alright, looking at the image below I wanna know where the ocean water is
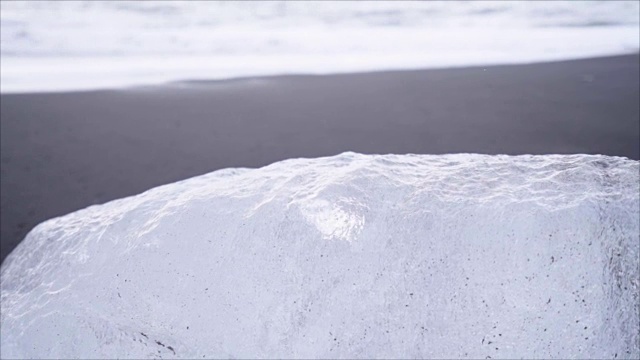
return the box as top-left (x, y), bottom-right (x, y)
top-left (1, 1), bottom-right (639, 92)
top-left (1, 153), bottom-right (638, 358)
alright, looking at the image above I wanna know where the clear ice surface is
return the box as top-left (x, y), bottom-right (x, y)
top-left (1, 153), bottom-right (638, 359)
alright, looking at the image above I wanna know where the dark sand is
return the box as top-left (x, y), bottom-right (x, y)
top-left (1, 54), bottom-right (639, 263)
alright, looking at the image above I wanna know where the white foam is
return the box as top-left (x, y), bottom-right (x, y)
top-left (1, 153), bottom-right (638, 358)
top-left (1, 1), bottom-right (638, 93)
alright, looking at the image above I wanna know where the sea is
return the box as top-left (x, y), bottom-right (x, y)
top-left (1, 1), bottom-right (638, 92)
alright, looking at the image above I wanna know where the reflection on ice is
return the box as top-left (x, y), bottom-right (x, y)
top-left (299, 198), bottom-right (366, 242)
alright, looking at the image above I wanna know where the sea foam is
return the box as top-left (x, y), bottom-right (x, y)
top-left (1, 1), bottom-right (638, 93)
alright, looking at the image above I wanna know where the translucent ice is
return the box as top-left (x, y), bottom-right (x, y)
top-left (1, 153), bottom-right (638, 359)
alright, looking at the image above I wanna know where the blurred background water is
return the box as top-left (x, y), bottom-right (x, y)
top-left (1, 0), bottom-right (639, 92)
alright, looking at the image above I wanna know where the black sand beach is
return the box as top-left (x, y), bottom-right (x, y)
top-left (1, 54), bottom-right (639, 264)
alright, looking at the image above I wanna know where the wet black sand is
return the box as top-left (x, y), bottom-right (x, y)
top-left (1, 54), bottom-right (638, 264)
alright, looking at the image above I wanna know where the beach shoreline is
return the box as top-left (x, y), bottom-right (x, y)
top-left (1, 54), bottom-right (639, 264)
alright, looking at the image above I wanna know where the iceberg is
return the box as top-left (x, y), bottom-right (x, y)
top-left (1, 153), bottom-right (638, 359)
